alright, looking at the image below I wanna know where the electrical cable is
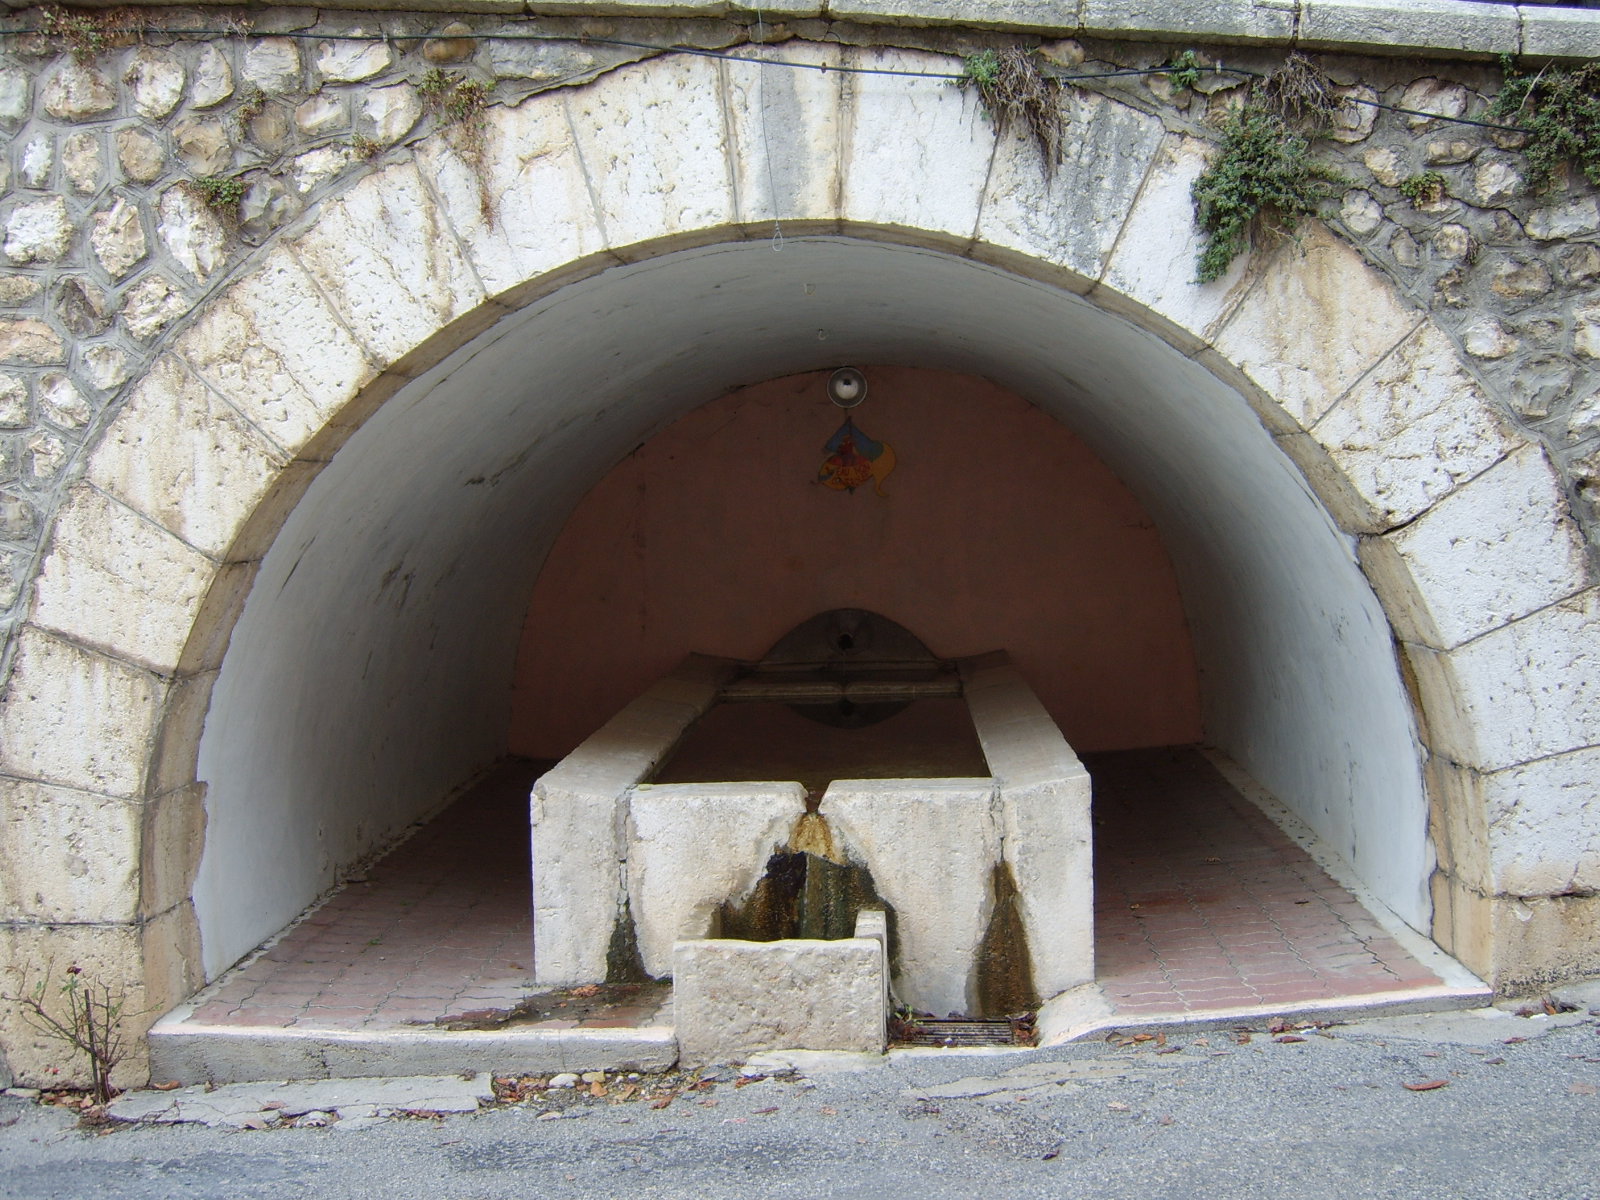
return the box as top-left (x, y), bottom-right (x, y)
top-left (4, 20), bottom-right (1546, 134)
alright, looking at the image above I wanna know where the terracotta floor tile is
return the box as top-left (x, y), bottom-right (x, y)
top-left (1090, 749), bottom-right (1443, 1024)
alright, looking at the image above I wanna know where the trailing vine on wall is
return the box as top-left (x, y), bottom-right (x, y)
top-left (1187, 57), bottom-right (1348, 283)
top-left (1491, 55), bottom-right (1600, 190)
top-left (1190, 105), bottom-right (1347, 282)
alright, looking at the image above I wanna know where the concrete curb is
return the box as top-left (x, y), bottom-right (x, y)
top-left (148, 1015), bottom-right (678, 1086)
top-left (1039, 978), bottom-right (1495, 1043)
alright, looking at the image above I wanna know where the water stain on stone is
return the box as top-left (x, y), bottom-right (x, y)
top-left (606, 898), bottom-right (654, 985)
top-left (716, 837), bottom-right (897, 954)
top-left (975, 860), bottom-right (1038, 1017)
top-left (789, 810), bottom-right (842, 863)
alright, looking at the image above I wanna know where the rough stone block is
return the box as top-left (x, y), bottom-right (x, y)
top-left (1214, 224), bottom-right (1419, 430)
top-left (359, 83), bottom-right (420, 144)
top-left (125, 48), bottom-right (185, 120)
top-left (177, 248), bottom-right (378, 457)
top-left (1081, 0), bottom-right (1296, 42)
top-left (563, 54), bottom-right (736, 255)
top-left (1311, 322), bottom-right (1522, 526)
top-left (962, 658), bottom-right (1079, 787)
top-left (40, 62), bottom-right (116, 119)
top-left (1100, 138), bottom-right (1260, 352)
top-left (1525, 198), bottom-right (1600, 242)
top-left (315, 36), bottom-right (392, 83)
top-left (961, 657), bottom-right (1092, 997)
top-left (86, 356), bottom-right (288, 561)
top-left (1491, 892), bottom-right (1600, 993)
top-left (0, 626), bottom-right (164, 799)
top-left (1441, 588), bottom-right (1600, 773)
top-left (626, 782), bottom-right (805, 978)
top-left (5, 196), bottom-right (72, 265)
top-left (1484, 748), bottom-right (1600, 897)
top-left (133, 785), bottom-right (205, 927)
top-left (0, 779), bottom-right (140, 923)
top-left (289, 162), bottom-right (485, 368)
top-left (32, 485), bottom-right (214, 674)
top-left (158, 186), bottom-right (228, 282)
top-left (721, 41), bottom-right (843, 228)
top-left (1002, 777), bottom-right (1092, 997)
top-left (673, 934), bottom-right (886, 1066)
top-left (414, 95), bottom-right (608, 299)
top-left (0, 67), bottom-right (27, 126)
top-left (827, 0), bottom-right (1069, 29)
top-left (0, 319), bottom-right (64, 365)
top-left (191, 44), bottom-right (234, 109)
top-left (838, 47), bottom-right (993, 242)
top-left (533, 659), bottom-right (731, 985)
top-left (138, 902), bottom-right (204, 1025)
top-left (532, 777), bottom-right (626, 989)
top-left (1522, 6), bottom-right (1600, 62)
top-left (1384, 445), bottom-right (1588, 649)
top-left (977, 91), bottom-right (1164, 283)
top-left (242, 38), bottom-right (302, 94)
top-left (822, 779), bottom-right (998, 1017)
top-left (148, 1021), bottom-right (676, 1087)
top-left (122, 274), bottom-right (189, 341)
top-left (90, 196), bottom-right (148, 280)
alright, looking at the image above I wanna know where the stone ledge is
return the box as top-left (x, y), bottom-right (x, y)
top-left (1298, 0), bottom-right (1521, 57)
top-left (5, 1), bottom-right (1593, 60)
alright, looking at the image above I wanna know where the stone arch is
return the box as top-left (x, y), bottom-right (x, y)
top-left (3, 44), bottom-right (1595, 1077)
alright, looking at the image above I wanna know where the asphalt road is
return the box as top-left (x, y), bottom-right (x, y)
top-left (3, 1006), bottom-right (1598, 1200)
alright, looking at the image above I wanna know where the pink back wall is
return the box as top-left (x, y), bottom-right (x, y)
top-left (508, 367), bottom-right (1202, 757)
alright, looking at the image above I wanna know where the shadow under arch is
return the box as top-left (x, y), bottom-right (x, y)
top-left (144, 223), bottom-right (1471, 1001)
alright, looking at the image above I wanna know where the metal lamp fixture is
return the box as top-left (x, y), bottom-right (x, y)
top-left (827, 367), bottom-right (868, 409)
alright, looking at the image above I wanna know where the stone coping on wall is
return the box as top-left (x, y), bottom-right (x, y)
top-left (2, 0), bottom-right (1595, 62)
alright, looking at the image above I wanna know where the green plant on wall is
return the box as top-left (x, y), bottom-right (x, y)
top-left (1191, 104), bottom-right (1346, 283)
top-left (420, 68), bottom-right (495, 222)
top-left (233, 84), bottom-right (267, 137)
top-left (37, 5), bottom-right (139, 63)
top-left (418, 68), bottom-right (495, 223)
top-left (1399, 171), bottom-right (1446, 207)
top-left (1164, 49), bottom-right (1203, 92)
top-left (194, 175), bottom-right (246, 209)
top-left (1491, 55), bottom-right (1600, 190)
top-left (420, 68), bottom-right (490, 151)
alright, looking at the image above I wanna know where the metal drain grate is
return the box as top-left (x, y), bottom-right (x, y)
top-left (894, 1018), bottom-right (1030, 1047)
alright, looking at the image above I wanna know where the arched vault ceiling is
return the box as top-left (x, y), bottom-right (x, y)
top-left (195, 237), bottom-right (1427, 976)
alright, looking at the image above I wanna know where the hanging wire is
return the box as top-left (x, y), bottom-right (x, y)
top-left (753, 8), bottom-right (784, 251)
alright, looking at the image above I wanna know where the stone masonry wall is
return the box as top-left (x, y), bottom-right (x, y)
top-left (0, 9), bottom-right (1596, 698)
top-left (0, 9), bottom-right (1598, 1009)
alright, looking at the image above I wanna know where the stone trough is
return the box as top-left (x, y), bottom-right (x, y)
top-left (531, 613), bottom-right (1093, 1060)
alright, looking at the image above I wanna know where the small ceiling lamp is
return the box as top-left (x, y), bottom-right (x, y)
top-left (827, 367), bottom-right (868, 409)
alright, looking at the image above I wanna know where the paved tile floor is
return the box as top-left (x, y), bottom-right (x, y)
top-left (179, 748), bottom-right (1442, 1035)
top-left (1089, 748), bottom-right (1442, 1015)
top-left (184, 760), bottom-right (667, 1034)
